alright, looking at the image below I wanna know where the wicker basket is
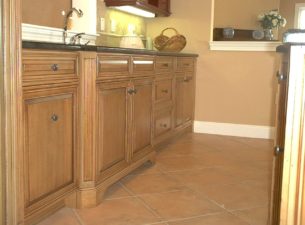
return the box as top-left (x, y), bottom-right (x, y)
top-left (153, 28), bottom-right (187, 52)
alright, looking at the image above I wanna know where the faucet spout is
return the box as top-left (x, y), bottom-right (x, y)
top-left (63, 8), bottom-right (84, 44)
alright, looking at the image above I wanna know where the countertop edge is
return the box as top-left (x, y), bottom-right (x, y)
top-left (22, 41), bottom-right (199, 57)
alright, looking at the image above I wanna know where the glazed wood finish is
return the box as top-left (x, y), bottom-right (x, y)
top-left (20, 49), bottom-right (196, 224)
top-left (2, 0), bottom-right (23, 223)
top-left (96, 81), bottom-right (130, 181)
top-left (22, 50), bottom-right (79, 225)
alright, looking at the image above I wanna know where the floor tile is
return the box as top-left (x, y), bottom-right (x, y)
top-left (168, 167), bottom-right (240, 187)
top-left (130, 161), bottom-right (164, 176)
top-left (156, 156), bottom-right (211, 172)
top-left (35, 133), bottom-right (273, 225)
top-left (139, 190), bottom-right (223, 220)
top-left (194, 182), bottom-right (269, 211)
top-left (104, 182), bottom-right (132, 200)
top-left (37, 208), bottom-right (80, 225)
top-left (121, 173), bottom-right (185, 195)
top-left (168, 212), bottom-right (249, 225)
top-left (233, 206), bottom-right (270, 225)
top-left (76, 197), bottom-right (160, 225)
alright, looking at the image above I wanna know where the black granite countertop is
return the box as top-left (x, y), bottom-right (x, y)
top-left (22, 41), bottom-right (199, 57)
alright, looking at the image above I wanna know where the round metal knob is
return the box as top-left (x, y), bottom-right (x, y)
top-left (51, 64), bottom-right (59, 71)
top-left (51, 114), bottom-right (59, 122)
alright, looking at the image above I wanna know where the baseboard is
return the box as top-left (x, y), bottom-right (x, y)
top-left (193, 121), bottom-right (275, 139)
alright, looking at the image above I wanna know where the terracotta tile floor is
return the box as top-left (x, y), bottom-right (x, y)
top-left (37, 133), bottom-right (273, 225)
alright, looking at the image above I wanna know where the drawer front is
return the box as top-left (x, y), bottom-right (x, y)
top-left (156, 56), bottom-right (174, 73)
top-left (23, 51), bottom-right (78, 79)
top-left (132, 56), bottom-right (155, 74)
top-left (98, 55), bottom-right (130, 77)
top-left (154, 109), bottom-right (172, 137)
top-left (177, 57), bottom-right (195, 72)
top-left (155, 78), bottom-right (173, 103)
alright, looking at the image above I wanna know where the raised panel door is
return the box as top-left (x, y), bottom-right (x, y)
top-left (96, 81), bottom-right (130, 180)
top-left (132, 79), bottom-right (153, 160)
top-left (23, 87), bottom-right (77, 209)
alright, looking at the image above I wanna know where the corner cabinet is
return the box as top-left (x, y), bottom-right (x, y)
top-left (21, 49), bottom-right (196, 224)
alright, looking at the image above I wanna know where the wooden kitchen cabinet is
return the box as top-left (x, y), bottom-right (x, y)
top-left (104, 0), bottom-right (171, 17)
top-left (20, 48), bottom-right (196, 224)
top-left (22, 50), bottom-right (79, 224)
top-left (175, 75), bottom-right (194, 128)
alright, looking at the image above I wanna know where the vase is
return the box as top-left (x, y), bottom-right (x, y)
top-left (264, 29), bottom-right (274, 41)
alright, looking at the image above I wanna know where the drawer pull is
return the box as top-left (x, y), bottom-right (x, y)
top-left (162, 63), bottom-right (169, 67)
top-left (161, 89), bottom-right (169, 94)
top-left (183, 63), bottom-right (190, 66)
top-left (100, 60), bottom-right (128, 65)
top-left (160, 123), bottom-right (168, 128)
top-left (51, 64), bottom-right (59, 71)
top-left (133, 60), bottom-right (154, 65)
top-left (51, 114), bottom-right (59, 122)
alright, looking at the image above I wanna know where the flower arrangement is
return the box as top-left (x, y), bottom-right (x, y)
top-left (258, 10), bottom-right (287, 29)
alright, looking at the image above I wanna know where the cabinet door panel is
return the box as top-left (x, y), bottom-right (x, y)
top-left (24, 89), bottom-right (76, 207)
top-left (97, 82), bottom-right (129, 178)
top-left (175, 75), bottom-right (194, 128)
top-left (133, 79), bottom-right (153, 156)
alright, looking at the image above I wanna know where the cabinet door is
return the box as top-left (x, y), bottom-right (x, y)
top-left (23, 87), bottom-right (77, 209)
top-left (132, 79), bottom-right (153, 160)
top-left (175, 75), bottom-right (194, 128)
top-left (96, 81), bottom-right (130, 180)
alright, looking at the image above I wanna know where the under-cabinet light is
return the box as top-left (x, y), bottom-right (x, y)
top-left (114, 6), bottom-right (155, 18)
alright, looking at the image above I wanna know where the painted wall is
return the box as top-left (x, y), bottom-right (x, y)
top-left (280, 0), bottom-right (305, 30)
top-left (146, 0), bottom-right (278, 126)
top-left (214, 0), bottom-right (280, 29)
top-left (22, 0), bottom-right (71, 28)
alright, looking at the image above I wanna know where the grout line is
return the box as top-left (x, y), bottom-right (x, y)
top-left (119, 182), bottom-right (166, 220)
top-left (71, 208), bottom-right (86, 225)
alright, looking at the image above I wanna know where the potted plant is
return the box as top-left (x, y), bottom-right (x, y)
top-left (258, 10), bottom-right (287, 40)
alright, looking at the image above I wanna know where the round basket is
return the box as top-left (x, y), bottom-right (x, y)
top-left (153, 28), bottom-right (187, 52)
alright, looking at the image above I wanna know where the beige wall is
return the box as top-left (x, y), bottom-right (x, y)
top-left (214, 0), bottom-right (280, 29)
top-left (22, 0), bottom-right (71, 28)
top-left (280, 0), bottom-right (305, 30)
top-left (146, 0), bottom-right (278, 126)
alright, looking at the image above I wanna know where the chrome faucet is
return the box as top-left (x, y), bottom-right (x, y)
top-left (70, 32), bottom-right (85, 45)
top-left (63, 8), bottom-right (84, 44)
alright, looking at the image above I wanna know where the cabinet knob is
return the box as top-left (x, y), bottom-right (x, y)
top-left (51, 114), bottom-right (59, 122)
top-left (160, 123), bottom-right (168, 128)
top-left (51, 64), bottom-right (59, 71)
top-left (161, 89), bottom-right (169, 94)
top-left (127, 89), bottom-right (134, 95)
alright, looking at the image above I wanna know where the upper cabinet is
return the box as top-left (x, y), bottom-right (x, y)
top-left (104, 0), bottom-right (171, 17)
